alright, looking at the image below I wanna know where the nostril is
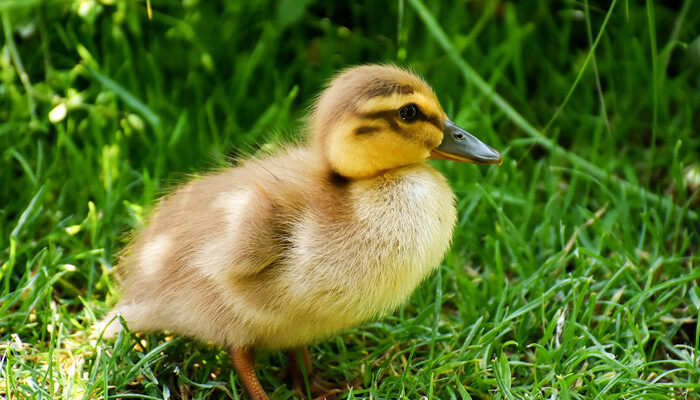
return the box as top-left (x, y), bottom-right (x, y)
top-left (453, 132), bottom-right (465, 140)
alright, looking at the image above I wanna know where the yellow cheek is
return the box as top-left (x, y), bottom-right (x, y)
top-left (326, 119), bottom-right (430, 178)
top-left (418, 125), bottom-right (444, 149)
top-left (359, 132), bottom-right (428, 163)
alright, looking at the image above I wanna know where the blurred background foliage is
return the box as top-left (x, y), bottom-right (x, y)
top-left (1, 0), bottom-right (699, 234)
top-left (1, 0), bottom-right (699, 399)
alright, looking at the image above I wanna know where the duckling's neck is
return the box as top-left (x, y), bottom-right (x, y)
top-left (313, 137), bottom-right (425, 181)
top-left (316, 149), bottom-right (429, 186)
top-left (327, 162), bottom-right (431, 184)
top-left (328, 170), bottom-right (350, 186)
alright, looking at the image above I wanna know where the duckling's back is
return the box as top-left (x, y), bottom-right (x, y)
top-left (100, 147), bottom-right (456, 349)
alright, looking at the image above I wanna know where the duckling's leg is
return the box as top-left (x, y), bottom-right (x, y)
top-left (229, 347), bottom-right (269, 400)
top-left (287, 347), bottom-right (335, 397)
top-left (287, 346), bottom-right (314, 381)
top-left (287, 347), bottom-right (360, 400)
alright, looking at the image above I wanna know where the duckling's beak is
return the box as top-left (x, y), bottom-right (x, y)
top-left (430, 120), bottom-right (502, 165)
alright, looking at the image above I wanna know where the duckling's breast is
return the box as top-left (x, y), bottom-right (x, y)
top-left (346, 164), bottom-right (457, 311)
top-left (276, 163), bottom-right (456, 342)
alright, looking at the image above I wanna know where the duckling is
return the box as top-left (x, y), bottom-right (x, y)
top-left (99, 64), bottom-right (501, 399)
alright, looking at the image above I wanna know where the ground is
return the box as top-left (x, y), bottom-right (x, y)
top-left (1, 0), bottom-right (699, 399)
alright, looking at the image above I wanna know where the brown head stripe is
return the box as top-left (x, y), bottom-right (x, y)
top-left (364, 81), bottom-right (415, 98)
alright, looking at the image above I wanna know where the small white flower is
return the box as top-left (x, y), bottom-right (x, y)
top-left (684, 164), bottom-right (700, 191)
top-left (77, 0), bottom-right (96, 18)
top-left (555, 306), bottom-right (567, 348)
top-left (49, 103), bottom-right (67, 123)
top-left (61, 264), bottom-right (77, 272)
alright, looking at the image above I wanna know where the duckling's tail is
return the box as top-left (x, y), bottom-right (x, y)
top-left (91, 302), bottom-right (135, 339)
top-left (92, 310), bottom-right (125, 339)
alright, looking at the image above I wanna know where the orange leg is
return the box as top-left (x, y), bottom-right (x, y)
top-left (229, 347), bottom-right (269, 400)
top-left (285, 348), bottom-right (306, 395)
top-left (286, 346), bottom-right (357, 400)
top-left (299, 346), bottom-right (314, 375)
top-left (286, 347), bottom-right (314, 380)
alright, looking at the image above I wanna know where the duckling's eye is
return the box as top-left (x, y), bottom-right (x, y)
top-left (399, 104), bottom-right (420, 122)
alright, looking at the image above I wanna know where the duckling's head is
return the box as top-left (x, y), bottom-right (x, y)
top-left (311, 64), bottom-right (502, 179)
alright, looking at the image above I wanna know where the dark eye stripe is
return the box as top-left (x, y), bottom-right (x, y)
top-left (355, 110), bottom-right (400, 132)
top-left (354, 125), bottom-right (382, 135)
top-left (357, 109), bottom-right (445, 132)
top-left (422, 114), bottom-right (444, 130)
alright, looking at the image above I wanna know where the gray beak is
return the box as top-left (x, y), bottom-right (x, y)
top-left (430, 120), bottom-right (502, 165)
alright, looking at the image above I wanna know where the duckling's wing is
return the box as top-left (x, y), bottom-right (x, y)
top-left (186, 175), bottom-right (290, 279)
top-left (101, 169), bottom-right (289, 338)
top-left (124, 171), bottom-right (286, 284)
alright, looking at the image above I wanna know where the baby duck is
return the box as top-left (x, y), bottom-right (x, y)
top-left (100, 65), bottom-right (501, 399)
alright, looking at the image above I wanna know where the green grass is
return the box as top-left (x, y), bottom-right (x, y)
top-left (1, 0), bottom-right (699, 399)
